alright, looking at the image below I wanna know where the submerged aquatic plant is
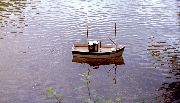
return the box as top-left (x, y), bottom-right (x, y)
top-left (45, 87), bottom-right (63, 103)
top-left (77, 69), bottom-right (122, 103)
top-left (44, 69), bottom-right (148, 103)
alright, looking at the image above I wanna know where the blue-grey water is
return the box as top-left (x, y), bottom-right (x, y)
top-left (0, 0), bottom-right (179, 103)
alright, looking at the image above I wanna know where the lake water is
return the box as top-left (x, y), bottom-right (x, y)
top-left (0, 0), bottom-right (179, 103)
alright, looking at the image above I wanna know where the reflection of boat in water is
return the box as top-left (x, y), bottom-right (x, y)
top-left (73, 56), bottom-right (124, 84)
top-left (72, 23), bottom-right (125, 59)
top-left (72, 56), bottom-right (124, 66)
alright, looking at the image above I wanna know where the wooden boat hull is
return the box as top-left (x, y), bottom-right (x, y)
top-left (72, 47), bottom-right (124, 58)
top-left (72, 48), bottom-right (124, 58)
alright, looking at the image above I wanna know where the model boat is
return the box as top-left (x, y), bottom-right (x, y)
top-left (72, 23), bottom-right (125, 58)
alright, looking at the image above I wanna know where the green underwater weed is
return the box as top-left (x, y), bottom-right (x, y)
top-left (44, 70), bottom-right (149, 103)
top-left (45, 87), bottom-right (63, 103)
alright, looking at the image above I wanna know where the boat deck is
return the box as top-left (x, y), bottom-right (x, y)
top-left (73, 46), bottom-right (116, 53)
top-left (73, 44), bottom-right (116, 53)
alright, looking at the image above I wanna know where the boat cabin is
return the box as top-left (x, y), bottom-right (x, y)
top-left (88, 41), bottom-right (101, 52)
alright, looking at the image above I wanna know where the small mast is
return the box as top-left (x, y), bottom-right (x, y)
top-left (115, 23), bottom-right (116, 37)
top-left (87, 25), bottom-right (88, 38)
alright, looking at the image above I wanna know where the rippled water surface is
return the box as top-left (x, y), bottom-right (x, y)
top-left (0, 0), bottom-right (180, 103)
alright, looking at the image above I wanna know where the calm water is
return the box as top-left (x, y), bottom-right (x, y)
top-left (0, 0), bottom-right (180, 103)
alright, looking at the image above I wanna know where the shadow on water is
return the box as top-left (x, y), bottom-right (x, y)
top-left (0, 0), bottom-right (26, 11)
top-left (148, 37), bottom-right (180, 103)
top-left (0, 0), bottom-right (27, 38)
